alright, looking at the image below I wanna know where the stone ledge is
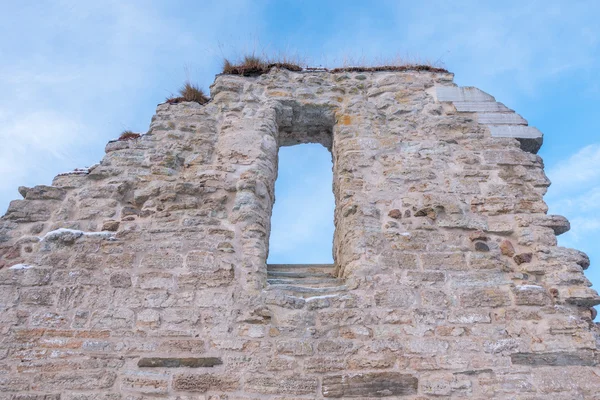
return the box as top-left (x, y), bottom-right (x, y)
top-left (436, 86), bottom-right (495, 102)
top-left (477, 113), bottom-right (528, 125)
top-left (489, 125), bottom-right (543, 153)
top-left (453, 101), bottom-right (512, 112)
top-left (436, 85), bottom-right (543, 153)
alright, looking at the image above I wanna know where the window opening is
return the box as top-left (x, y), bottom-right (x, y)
top-left (267, 143), bottom-right (334, 264)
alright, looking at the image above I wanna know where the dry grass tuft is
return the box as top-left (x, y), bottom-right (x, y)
top-left (118, 130), bottom-right (141, 141)
top-left (329, 64), bottom-right (448, 73)
top-left (166, 81), bottom-right (209, 105)
top-left (221, 53), bottom-right (449, 76)
top-left (222, 54), bottom-right (302, 76)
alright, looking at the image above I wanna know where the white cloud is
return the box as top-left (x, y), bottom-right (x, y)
top-left (547, 144), bottom-right (600, 193)
top-left (546, 144), bottom-right (600, 254)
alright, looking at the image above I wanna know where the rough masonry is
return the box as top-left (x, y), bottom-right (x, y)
top-left (0, 68), bottom-right (599, 399)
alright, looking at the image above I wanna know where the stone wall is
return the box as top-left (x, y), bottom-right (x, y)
top-left (0, 68), bottom-right (599, 399)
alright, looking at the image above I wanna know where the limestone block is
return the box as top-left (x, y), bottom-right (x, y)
top-left (4, 200), bottom-right (55, 222)
top-left (563, 287), bottom-right (600, 307)
top-left (477, 112), bottom-right (527, 125)
top-left (245, 375), bottom-right (318, 395)
top-left (19, 185), bottom-right (66, 201)
top-left (535, 214), bottom-right (571, 235)
top-left (511, 351), bottom-right (600, 366)
top-left (488, 125), bottom-right (543, 153)
top-left (137, 357), bottom-right (222, 368)
top-left (20, 287), bottom-right (56, 306)
top-left (121, 370), bottom-right (169, 394)
top-left (32, 371), bottom-right (117, 391)
top-left (460, 288), bottom-right (511, 308)
top-left (513, 285), bottom-right (552, 306)
top-left (453, 101), bottom-right (512, 112)
top-left (172, 373), bottom-right (240, 392)
top-left (436, 86), bottom-right (495, 102)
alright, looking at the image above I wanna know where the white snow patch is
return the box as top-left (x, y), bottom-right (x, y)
top-left (305, 294), bottom-right (340, 302)
top-left (42, 228), bottom-right (115, 241)
top-left (516, 285), bottom-right (543, 290)
top-left (8, 263), bottom-right (34, 270)
top-left (57, 163), bottom-right (99, 176)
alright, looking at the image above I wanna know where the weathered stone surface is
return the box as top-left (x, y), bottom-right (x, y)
top-left (322, 372), bottom-right (418, 397)
top-left (19, 185), bottom-right (66, 201)
top-left (436, 86), bottom-right (495, 102)
top-left (488, 125), bottom-right (544, 153)
top-left (453, 101), bottom-right (512, 112)
top-left (477, 112), bottom-right (527, 125)
top-left (245, 375), bottom-right (318, 395)
top-left (0, 69), bottom-right (597, 399)
top-left (500, 239), bottom-right (515, 257)
top-left (172, 373), bottom-right (239, 392)
top-left (511, 351), bottom-right (600, 367)
top-left (121, 370), bottom-right (169, 394)
top-left (138, 357), bottom-right (222, 368)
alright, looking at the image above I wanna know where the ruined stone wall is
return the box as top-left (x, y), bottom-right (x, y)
top-left (1, 68), bottom-right (599, 399)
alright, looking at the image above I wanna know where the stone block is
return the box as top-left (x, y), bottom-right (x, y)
top-left (374, 288), bottom-right (416, 307)
top-left (453, 101), bottom-right (512, 112)
top-left (140, 253), bottom-right (183, 269)
top-left (137, 272), bottom-right (174, 290)
top-left (6, 267), bottom-right (52, 286)
top-left (421, 252), bottom-right (467, 271)
top-left (436, 86), bottom-right (495, 102)
top-left (513, 285), bottom-right (551, 306)
top-left (304, 356), bottom-right (346, 372)
top-left (109, 272), bottom-right (132, 288)
top-left (172, 373), bottom-right (239, 392)
top-left (20, 287), bottom-right (56, 306)
top-left (511, 351), bottom-right (600, 366)
top-left (20, 185), bottom-right (66, 201)
top-left (460, 288), bottom-right (511, 308)
top-left (275, 340), bottom-right (314, 356)
top-left (158, 339), bottom-right (205, 353)
top-left (564, 287), bottom-right (600, 307)
top-left (535, 214), bottom-right (570, 235)
top-left (322, 372), bottom-right (418, 397)
top-left (32, 371), bottom-right (117, 390)
top-left (121, 370), bottom-right (169, 394)
top-left (245, 375), bottom-right (318, 395)
top-left (138, 357), bottom-right (222, 368)
top-left (0, 375), bottom-right (30, 392)
top-left (4, 200), bottom-right (54, 222)
top-left (477, 112), bottom-right (527, 125)
top-left (488, 125), bottom-right (543, 153)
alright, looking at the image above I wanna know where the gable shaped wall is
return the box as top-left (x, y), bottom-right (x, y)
top-left (0, 68), bottom-right (598, 398)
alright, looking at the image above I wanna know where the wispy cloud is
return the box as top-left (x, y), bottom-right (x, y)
top-left (546, 144), bottom-right (600, 249)
top-left (0, 0), bottom-right (265, 212)
top-left (547, 144), bottom-right (600, 193)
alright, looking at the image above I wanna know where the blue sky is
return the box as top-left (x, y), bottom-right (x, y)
top-left (1, 1), bottom-right (599, 302)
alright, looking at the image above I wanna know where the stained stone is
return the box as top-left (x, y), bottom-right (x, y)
top-left (138, 357), bottom-right (223, 368)
top-left (322, 372), bottom-right (418, 397)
